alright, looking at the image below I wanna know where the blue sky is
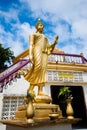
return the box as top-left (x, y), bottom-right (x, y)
top-left (0, 0), bottom-right (87, 58)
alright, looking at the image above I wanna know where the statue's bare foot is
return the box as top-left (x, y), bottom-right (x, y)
top-left (38, 92), bottom-right (48, 96)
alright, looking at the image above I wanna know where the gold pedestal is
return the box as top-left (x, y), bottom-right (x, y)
top-left (33, 103), bottom-right (61, 121)
top-left (14, 95), bottom-right (62, 122)
top-left (14, 103), bottom-right (62, 122)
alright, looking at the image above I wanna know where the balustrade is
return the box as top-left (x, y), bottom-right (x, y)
top-left (48, 53), bottom-right (87, 64)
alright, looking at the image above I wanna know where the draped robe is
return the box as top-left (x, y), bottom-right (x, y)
top-left (25, 33), bottom-right (55, 85)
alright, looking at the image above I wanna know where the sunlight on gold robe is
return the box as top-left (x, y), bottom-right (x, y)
top-left (25, 33), bottom-right (55, 85)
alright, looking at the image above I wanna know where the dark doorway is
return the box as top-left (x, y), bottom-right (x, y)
top-left (50, 85), bottom-right (87, 128)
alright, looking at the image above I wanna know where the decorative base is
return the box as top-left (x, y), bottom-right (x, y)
top-left (0, 118), bottom-right (81, 130)
top-left (14, 103), bottom-right (62, 122)
top-left (0, 119), bottom-right (81, 130)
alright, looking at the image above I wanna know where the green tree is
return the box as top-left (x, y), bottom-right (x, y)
top-left (0, 44), bottom-right (15, 72)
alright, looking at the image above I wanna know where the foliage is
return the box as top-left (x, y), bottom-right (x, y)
top-left (0, 43), bottom-right (15, 72)
top-left (58, 86), bottom-right (72, 100)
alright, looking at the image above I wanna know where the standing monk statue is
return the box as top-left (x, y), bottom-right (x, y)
top-left (25, 19), bottom-right (58, 96)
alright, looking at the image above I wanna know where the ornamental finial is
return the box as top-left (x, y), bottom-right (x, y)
top-left (35, 18), bottom-right (44, 29)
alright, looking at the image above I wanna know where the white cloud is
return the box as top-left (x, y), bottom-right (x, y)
top-left (0, 0), bottom-right (87, 58)
top-left (72, 19), bottom-right (87, 39)
top-left (54, 24), bottom-right (71, 42)
top-left (0, 23), bottom-right (35, 56)
top-left (0, 8), bottom-right (19, 23)
top-left (15, 22), bottom-right (35, 44)
top-left (0, 5), bottom-right (36, 56)
top-left (0, 24), bottom-right (24, 56)
top-left (19, 0), bottom-right (87, 58)
top-left (19, 0), bottom-right (87, 21)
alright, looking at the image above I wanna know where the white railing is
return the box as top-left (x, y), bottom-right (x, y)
top-left (48, 54), bottom-right (83, 64)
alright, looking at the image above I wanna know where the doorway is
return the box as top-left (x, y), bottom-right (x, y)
top-left (50, 85), bottom-right (87, 128)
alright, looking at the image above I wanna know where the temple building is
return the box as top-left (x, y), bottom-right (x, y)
top-left (0, 47), bottom-right (87, 129)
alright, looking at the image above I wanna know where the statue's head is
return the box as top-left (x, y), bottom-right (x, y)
top-left (35, 19), bottom-right (44, 30)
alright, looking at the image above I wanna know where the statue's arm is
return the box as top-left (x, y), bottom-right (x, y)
top-left (29, 34), bottom-right (34, 64)
top-left (47, 36), bottom-right (59, 55)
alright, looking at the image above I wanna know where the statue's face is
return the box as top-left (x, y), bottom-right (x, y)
top-left (37, 23), bottom-right (44, 33)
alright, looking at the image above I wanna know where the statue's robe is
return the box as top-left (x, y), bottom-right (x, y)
top-left (25, 33), bottom-right (55, 85)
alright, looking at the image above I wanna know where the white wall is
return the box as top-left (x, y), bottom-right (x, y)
top-left (83, 86), bottom-right (87, 109)
top-left (0, 93), bottom-right (6, 130)
top-left (82, 72), bottom-right (87, 109)
top-left (0, 124), bottom-right (6, 130)
top-left (83, 72), bottom-right (87, 82)
top-left (0, 93), bottom-right (3, 119)
top-left (3, 76), bottom-right (29, 95)
top-left (6, 123), bottom-right (72, 130)
top-left (3, 76), bottom-right (51, 97)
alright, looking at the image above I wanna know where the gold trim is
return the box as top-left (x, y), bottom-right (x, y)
top-left (47, 81), bottom-right (87, 86)
top-left (47, 62), bottom-right (87, 72)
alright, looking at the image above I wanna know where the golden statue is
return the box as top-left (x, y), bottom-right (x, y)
top-left (25, 19), bottom-right (58, 96)
top-left (14, 20), bottom-right (62, 122)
